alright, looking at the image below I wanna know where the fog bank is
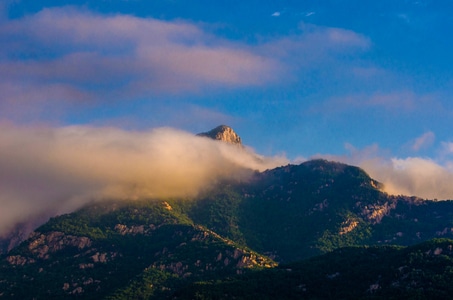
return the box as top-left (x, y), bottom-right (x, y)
top-left (0, 124), bottom-right (287, 236)
top-left (319, 145), bottom-right (453, 200)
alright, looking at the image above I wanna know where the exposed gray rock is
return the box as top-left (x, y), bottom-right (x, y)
top-left (114, 224), bottom-right (145, 235)
top-left (91, 252), bottom-right (107, 263)
top-left (5, 255), bottom-right (35, 266)
top-left (79, 263), bottom-right (94, 269)
top-left (27, 231), bottom-right (92, 259)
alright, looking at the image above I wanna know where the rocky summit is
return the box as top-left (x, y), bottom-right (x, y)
top-left (197, 125), bottom-right (242, 145)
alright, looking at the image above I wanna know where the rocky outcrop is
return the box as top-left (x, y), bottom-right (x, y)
top-left (360, 201), bottom-right (397, 224)
top-left (197, 125), bottom-right (242, 145)
top-left (90, 251), bottom-right (118, 263)
top-left (27, 231), bottom-right (92, 259)
top-left (151, 225), bottom-right (276, 279)
top-left (339, 219), bottom-right (359, 235)
top-left (5, 255), bottom-right (35, 266)
top-left (114, 224), bottom-right (152, 235)
top-left (5, 231), bottom-right (92, 266)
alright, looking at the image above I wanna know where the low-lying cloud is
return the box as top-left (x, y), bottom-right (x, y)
top-left (319, 144), bottom-right (453, 200)
top-left (3, 122), bottom-right (453, 238)
top-left (0, 123), bottom-right (288, 237)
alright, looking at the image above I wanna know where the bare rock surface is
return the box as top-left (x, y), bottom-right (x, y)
top-left (197, 125), bottom-right (242, 145)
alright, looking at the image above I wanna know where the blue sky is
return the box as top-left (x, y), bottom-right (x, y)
top-left (2, 0), bottom-right (453, 204)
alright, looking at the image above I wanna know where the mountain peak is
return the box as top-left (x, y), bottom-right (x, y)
top-left (197, 125), bottom-right (242, 145)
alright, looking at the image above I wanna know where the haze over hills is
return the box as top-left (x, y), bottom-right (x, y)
top-left (2, 126), bottom-right (453, 299)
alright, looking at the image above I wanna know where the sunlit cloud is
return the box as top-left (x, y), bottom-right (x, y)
top-left (0, 6), bottom-right (375, 123)
top-left (375, 157), bottom-right (453, 200)
top-left (0, 123), bottom-right (288, 236)
top-left (0, 7), bottom-right (280, 107)
top-left (318, 142), bottom-right (453, 201)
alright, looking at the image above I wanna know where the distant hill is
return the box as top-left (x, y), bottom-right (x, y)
top-left (175, 238), bottom-right (453, 299)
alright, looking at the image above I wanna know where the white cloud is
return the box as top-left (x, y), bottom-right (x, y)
top-left (441, 142), bottom-right (453, 155)
top-left (0, 7), bottom-right (280, 108)
top-left (410, 131), bottom-right (435, 152)
top-left (0, 123), bottom-right (288, 236)
top-left (319, 143), bottom-right (453, 200)
top-left (0, 6), bottom-right (374, 122)
top-left (311, 90), bottom-right (443, 115)
top-left (382, 157), bottom-right (453, 200)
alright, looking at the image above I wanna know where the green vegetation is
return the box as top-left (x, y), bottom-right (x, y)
top-left (0, 198), bottom-right (273, 299)
top-left (107, 268), bottom-right (179, 300)
top-left (175, 239), bottom-right (453, 300)
top-left (181, 184), bottom-right (246, 244)
top-left (37, 200), bottom-right (187, 238)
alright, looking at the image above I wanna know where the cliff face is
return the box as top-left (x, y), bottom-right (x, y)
top-left (197, 125), bottom-right (242, 145)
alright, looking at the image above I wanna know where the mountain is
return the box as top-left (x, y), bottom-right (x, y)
top-left (3, 159), bottom-right (453, 298)
top-left (0, 200), bottom-right (275, 299)
top-left (197, 125), bottom-right (242, 145)
top-left (2, 125), bottom-right (453, 298)
top-left (184, 159), bottom-right (453, 262)
top-left (0, 125), bottom-right (242, 255)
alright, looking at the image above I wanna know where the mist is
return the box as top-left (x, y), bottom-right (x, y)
top-left (319, 144), bottom-right (453, 201)
top-left (4, 122), bottom-right (453, 238)
top-left (0, 123), bottom-right (288, 237)
top-left (358, 157), bottom-right (453, 200)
